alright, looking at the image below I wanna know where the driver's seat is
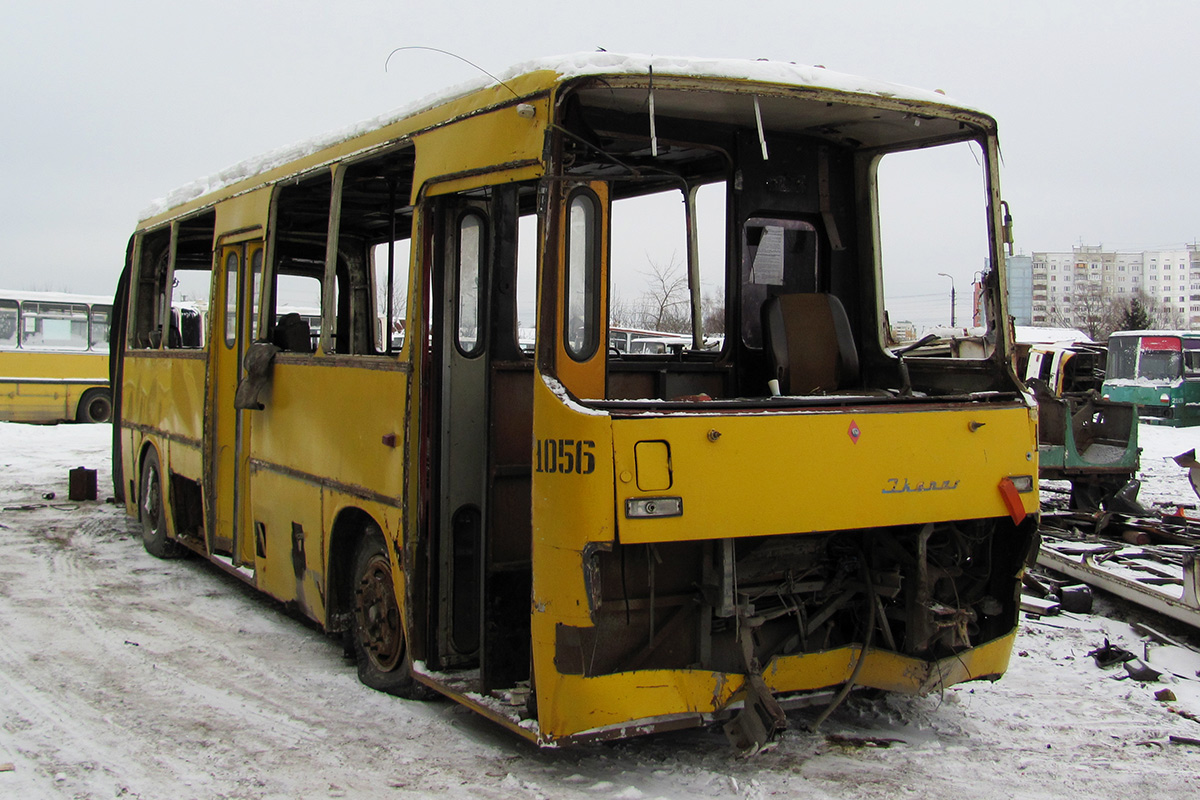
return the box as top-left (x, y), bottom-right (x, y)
top-left (762, 293), bottom-right (859, 394)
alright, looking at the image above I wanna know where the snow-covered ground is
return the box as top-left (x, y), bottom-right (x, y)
top-left (1, 421), bottom-right (1198, 799)
top-left (1134, 423), bottom-right (1200, 511)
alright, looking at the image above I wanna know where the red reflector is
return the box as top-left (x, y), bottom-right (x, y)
top-left (998, 477), bottom-right (1027, 525)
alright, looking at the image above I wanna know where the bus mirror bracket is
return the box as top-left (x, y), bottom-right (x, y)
top-left (234, 342), bottom-right (280, 411)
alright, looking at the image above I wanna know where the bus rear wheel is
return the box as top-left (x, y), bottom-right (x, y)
top-left (351, 530), bottom-right (422, 697)
top-left (76, 389), bottom-right (112, 424)
top-left (139, 449), bottom-right (186, 559)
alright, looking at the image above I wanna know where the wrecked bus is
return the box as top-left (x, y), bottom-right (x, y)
top-left (111, 54), bottom-right (1038, 749)
top-left (1103, 331), bottom-right (1200, 427)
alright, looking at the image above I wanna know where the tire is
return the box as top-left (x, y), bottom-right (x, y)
top-left (76, 389), bottom-right (112, 424)
top-left (350, 529), bottom-right (423, 697)
top-left (139, 449), bottom-right (186, 559)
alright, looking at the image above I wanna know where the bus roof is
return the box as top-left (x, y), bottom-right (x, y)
top-left (140, 52), bottom-right (986, 223)
top-left (0, 289), bottom-right (114, 306)
top-left (1109, 330), bottom-right (1198, 339)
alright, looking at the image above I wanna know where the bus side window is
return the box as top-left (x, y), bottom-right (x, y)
top-left (271, 272), bottom-right (323, 352)
top-left (131, 212), bottom-right (216, 350)
top-left (1185, 350), bottom-right (1200, 377)
top-left (19, 302), bottom-right (90, 349)
top-left (89, 305), bottom-right (112, 350)
top-left (372, 234), bottom-right (411, 352)
top-left (0, 300), bottom-right (17, 349)
top-left (271, 170), bottom-right (336, 353)
top-left (335, 149), bottom-right (416, 356)
top-left (171, 268), bottom-right (212, 348)
top-left (131, 227), bottom-right (171, 349)
top-left (515, 212), bottom-right (538, 355)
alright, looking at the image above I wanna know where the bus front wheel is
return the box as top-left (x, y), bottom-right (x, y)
top-left (351, 530), bottom-right (423, 698)
top-left (77, 389), bottom-right (112, 424)
top-left (139, 449), bottom-right (186, 559)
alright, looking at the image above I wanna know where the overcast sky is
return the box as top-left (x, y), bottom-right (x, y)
top-left (3, 0), bottom-right (1196, 327)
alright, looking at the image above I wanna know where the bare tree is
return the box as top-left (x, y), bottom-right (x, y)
top-left (1049, 283), bottom-right (1117, 340)
top-left (701, 289), bottom-right (725, 336)
top-left (608, 291), bottom-right (638, 329)
top-left (629, 256), bottom-right (691, 333)
top-left (376, 280), bottom-right (408, 342)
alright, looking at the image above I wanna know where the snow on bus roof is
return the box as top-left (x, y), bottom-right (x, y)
top-left (0, 289), bottom-right (115, 306)
top-left (1014, 326), bottom-right (1094, 345)
top-left (141, 52), bottom-right (973, 222)
top-left (1108, 329), bottom-right (1197, 338)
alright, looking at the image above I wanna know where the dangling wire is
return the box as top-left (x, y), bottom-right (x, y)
top-left (384, 46), bottom-right (520, 100)
top-left (810, 553), bottom-right (877, 731)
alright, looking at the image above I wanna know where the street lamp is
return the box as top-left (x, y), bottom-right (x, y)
top-left (937, 272), bottom-right (957, 327)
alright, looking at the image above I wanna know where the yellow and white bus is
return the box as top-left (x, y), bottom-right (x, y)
top-left (0, 290), bottom-right (113, 423)
top-left (113, 54), bottom-right (1039, 749)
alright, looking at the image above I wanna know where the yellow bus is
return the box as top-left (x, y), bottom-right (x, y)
top-left (113, 54), bottom-right (1039, 749)
top-left (0, 290), bottom-right (113, 423)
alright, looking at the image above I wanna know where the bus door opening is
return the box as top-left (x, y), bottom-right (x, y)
top-left (429, 185), bottom-right (535, 693)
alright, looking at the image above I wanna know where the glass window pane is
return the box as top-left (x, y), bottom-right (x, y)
top-left (0, 300), bottom-right (18, 349)
top-left (739, 219), bottom-right (819, 348)
top-left (250, 249), bottom-right (264, 341)
top-left (21, 302), bottom-right (89, 350)
top-left (565, 193), bottom-right (598, 360)
top-left (515, 213), bottom-right (537, 355)
top-left (225, 252), bottom-right (239, 348)
top-left (90, 305), bottom-right (111, 350)
top-left (457, 213), bottom-right (484, 355)
top-left (695, 182), bottom-right (727, 349)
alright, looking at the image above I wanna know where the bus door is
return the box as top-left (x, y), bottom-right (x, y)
top-left (209, 240), bottom-right (263, 564)
top-left (433, 199), bottom-right (492, 669)
top-left (429, 185), bottom-right (536, 691)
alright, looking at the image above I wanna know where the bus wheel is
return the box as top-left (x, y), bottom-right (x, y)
top-left (139, 450), bottom-right (186, 559)
top-left (77, 389), bottom-right (112, 424)
top-left (351, 530), bottom-right (421, 697)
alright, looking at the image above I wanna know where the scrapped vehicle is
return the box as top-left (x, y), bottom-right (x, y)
top-left (1103, 331), bottom-right (1200, 427)
top-left (113, 53), bottom-right (1038, 750)
top-left (1024, 343), bottom-right (1141, 511)
top-left (0, 290), bottom-right (112, 423)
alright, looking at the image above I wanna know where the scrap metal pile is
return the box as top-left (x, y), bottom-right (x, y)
top-left (1035, 450), bottom-right (1200, 630)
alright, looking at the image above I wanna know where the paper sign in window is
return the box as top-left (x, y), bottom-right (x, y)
top-left (750, 226), bottom-right (785, 285)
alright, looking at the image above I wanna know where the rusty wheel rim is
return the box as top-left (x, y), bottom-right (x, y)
top-left (355, 553), bottom-right (404, 672)
top-left (142, 465), bottom-right (163, 535)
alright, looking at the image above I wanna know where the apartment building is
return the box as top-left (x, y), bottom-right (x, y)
top-left (1020, 244), bottom-right (1200, 331)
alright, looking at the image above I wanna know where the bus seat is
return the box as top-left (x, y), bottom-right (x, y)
top-left (762, 293), bottom-right (859, 394)
top-left (273, 313), bottom-right (313, 353)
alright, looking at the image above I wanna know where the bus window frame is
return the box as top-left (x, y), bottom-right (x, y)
top-left (563, 186), bottom-right (602, 362)
top-left (454, 208), bottom-right (488, 358)
top-left (20, 301), bottom-right (91, 351)
top-left (0, 299), bottom-right (17, 349)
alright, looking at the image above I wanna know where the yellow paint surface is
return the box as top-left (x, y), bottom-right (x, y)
top-left (612, 404), bottom-right (1038, 544)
